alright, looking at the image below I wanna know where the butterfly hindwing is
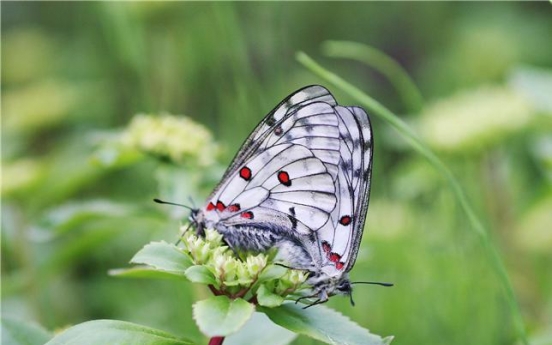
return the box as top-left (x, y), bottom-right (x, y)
top-left (312, 106), bottom-right (370, 272)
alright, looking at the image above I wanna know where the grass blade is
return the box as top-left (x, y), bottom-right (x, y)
top-left (296, 51), bottom-right (528, 345)
top-left (321, 40), bottom-right (424, 113)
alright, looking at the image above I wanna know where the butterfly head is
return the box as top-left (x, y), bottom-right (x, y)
top-left (188, 208), bottom-right (199, 223)
top-left (303, 272), bottom-right (394, 308)
top-left (304, 270), bottom-right (355, 307)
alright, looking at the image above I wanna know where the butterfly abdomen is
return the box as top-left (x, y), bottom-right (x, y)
top-left (216, 223), bottom-right (286, 252)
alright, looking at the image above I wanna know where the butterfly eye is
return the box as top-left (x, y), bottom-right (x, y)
top-left (337, 280), bottom-right (352, 293)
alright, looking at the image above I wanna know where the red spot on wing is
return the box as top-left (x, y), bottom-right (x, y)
top-left (339, 215), bottom-right (352, 226)
top-left (239, 167), bottom-right (252, 181)
top-left (241, 211), bottom-right (254, 219)
top-left (336, 262), bottom-right (345, 270)
top-left (206, 202), bottom-right (216, 211)
top-left (227, 203), bottom-right (241, 212)
top-left (278, 171), bottom-right (291, 186)
top-left (274, 126), bottom-right (283, 136)
top-left (329, 252), bottom-right (341, 263)
top-left (216, 200), bottom-right (226, 212)
top-left (322, 241), bottom-right (331, 253)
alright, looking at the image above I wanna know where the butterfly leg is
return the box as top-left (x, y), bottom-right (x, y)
top-left (294, 292), bottom-right (318, 305)
top-left (298, 288), bottom-right (329, 309)
top-left (175, 222), bottom-right (193, 246)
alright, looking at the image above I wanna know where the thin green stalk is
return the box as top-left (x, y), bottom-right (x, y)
top-left (295, 51), bottom-right (528, 345)
top-left (321, 40), bottom-right (424, 113)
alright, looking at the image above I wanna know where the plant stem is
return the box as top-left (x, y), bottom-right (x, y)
top-left (208, 336), bottom-right (225, 345)
top-left (295, 51), bottom-right (529, 345)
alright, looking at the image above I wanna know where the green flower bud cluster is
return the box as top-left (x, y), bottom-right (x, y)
top-left (275, 269), bottom-right (308, 295)
top-left (179, 226), bottom-right (308, 305)
top-left (122, 114), bottom-right (219, 166)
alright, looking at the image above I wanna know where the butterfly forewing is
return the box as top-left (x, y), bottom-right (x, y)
top-left (216, 86), bottom-right (337, 192)
top-left (203, 144), bottom-right (337, 234)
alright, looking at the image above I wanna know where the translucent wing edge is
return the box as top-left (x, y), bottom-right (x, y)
top-left (343, 106), bottom-right (373, 272)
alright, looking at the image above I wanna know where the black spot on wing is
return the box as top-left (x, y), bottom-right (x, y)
top-left (363, 168), bottom-right (371, 180)
top-left (341, 131), bottom-right (352, 142)
top-left (363, 138), bottom-right (372, 152)
top-left (340, 160), bottom-right (352, 171)
top-left (266, 115), bottom-right (277, 127)
top-left (288, 207), bottom-right (298, 231)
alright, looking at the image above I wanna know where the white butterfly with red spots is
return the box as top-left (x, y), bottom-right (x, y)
top-left (191, 85), bottom-right (375, 305)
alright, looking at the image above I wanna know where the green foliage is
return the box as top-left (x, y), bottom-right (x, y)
top-left (193, 296), bottom-right (255, 337)
top-left (51, 232), bottom-right (390, 344)
top-left (130, 241), bottom-right (194, 275)
top-left (261, 304), bottom-right (392, 345)
top-left (44, 320), bottom-right (194, 345)
top-left (224, 313), bottom-right (297, 345)
top-left (1, 317), bottom-right (52, 345)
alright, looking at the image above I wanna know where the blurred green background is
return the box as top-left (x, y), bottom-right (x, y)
top-left (2, 2), bottom-right (552, 345)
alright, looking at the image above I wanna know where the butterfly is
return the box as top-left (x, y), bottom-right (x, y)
top-left (162, 85), bottom-right (383, 305)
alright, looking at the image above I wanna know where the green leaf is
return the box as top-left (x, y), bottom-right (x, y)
top-left (44, 319), bottom-right (194, 345)
top-left (109, 266), bottom-right (189, 280)
top-left (225, 312), bottom-right (297, 345)
top-left (130, 241), bottom-right (193, 275)
top-left (193, 296), bottom-right (255, 337)
top-left (1, 316), bottom-right (52, 345)
top-left (260, 303), bottom-right (392, 345)
top-left (184, 265), bottom-right (217, 285)
top-left (257, 284), bottom-right (284, 307)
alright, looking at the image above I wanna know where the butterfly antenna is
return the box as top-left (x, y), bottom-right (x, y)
top-left (351, 281), bottom-right (394, 287)
top-left (187, 196), bottom-right (197, 208)
top-left (153, 198), bottom-right (194, 211)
